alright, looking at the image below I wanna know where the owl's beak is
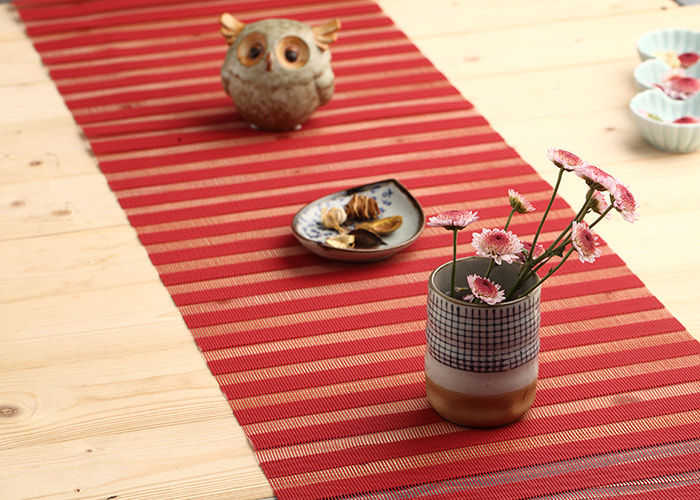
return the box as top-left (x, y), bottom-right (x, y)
top-left (265, 52), bottom-right (273, 72)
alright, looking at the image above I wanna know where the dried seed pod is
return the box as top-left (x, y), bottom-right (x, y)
top-left (354, 215), bottom-right (402, 235)
top-left (349, 229), bottom-right (386, 249)
top-left (321, 206), bottom-right (347, 233)
top-left (326, 234), bottom-right (355, 249)
top-left (344, 194), bottom-right (380, 220)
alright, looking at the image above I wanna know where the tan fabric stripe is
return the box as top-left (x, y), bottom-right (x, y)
top-left (229, 371), bottom-right (424, 411)
top-left (216, 344), bottom-right (424, 386)
top-left (100, 108), bottom-right (488, 166)
top-left (128, 155), bottom-right (527, 213)
top-left (244, 378), bottom-right (700, 437)
top-left (227, 353), bottom-right (698, 415)
top-left (216, 331), bottom-right (687, 390)
top-left (204, 321), bottom-right (423, 362)
top-left (104, 124), bottom-right (498, 183)
top-left (266, 409), bottom-right (700, 489)
top-left (138, 183), bottom-right (561, 250)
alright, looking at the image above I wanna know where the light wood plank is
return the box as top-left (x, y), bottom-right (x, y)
top-left (0, 3), bottom-right (274, 499)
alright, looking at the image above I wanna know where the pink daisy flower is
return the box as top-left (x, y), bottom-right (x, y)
top-left (427, 209), bottom-right (479, 231)
top-left (465, 274), bottom-right (505, 305)
top-left (546, 148), bottom-right (585, 171)
top-left (472, 228), bottom-right (524, 265)
top-left (612, 182), bottom-right (639, 223)
top-left (520, 241), bottom-right (546, 261)
top-left (575, 163), bottom-right (617, 193)
top-left (571, 221), bottom-right (601, 263)
top-left (590, 190), bottom-right (611, 217)
top-left (508, 189), bottom-right (536, 214)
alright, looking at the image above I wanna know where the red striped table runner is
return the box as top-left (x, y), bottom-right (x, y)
top-left (15, 0), bottom-right (700, 498)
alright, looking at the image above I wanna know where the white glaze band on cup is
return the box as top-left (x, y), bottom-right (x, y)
top-left (425, 353), bottom-right (539, 396)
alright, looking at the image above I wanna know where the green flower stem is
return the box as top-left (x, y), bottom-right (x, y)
top-left (588, 203), bottom-right (616, 229)
top-left (484, 258), bottom-right (496, 280)
top-left (529, 167), bottom-right (564, 258)
top-left (519, 247), bottom-right (576, 298)
top-left (538, 187), bottom-right (594, 261)
top-left (573, 187), bottom-right (597, 222)
top-left (504, 208), bottom-right (516, 231)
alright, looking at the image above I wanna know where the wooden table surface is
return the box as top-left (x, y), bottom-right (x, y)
top-left (2, 1), bottom-right (698, 499)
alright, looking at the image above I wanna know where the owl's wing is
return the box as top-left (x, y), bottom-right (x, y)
top-left (315, 67), bottom-right (336, 106)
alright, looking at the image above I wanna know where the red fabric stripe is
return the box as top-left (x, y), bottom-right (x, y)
top-left (247, 393), bottom-right (700, 452)
top-left (24, 1), bottom-right (383, 36)
top-left (230, 364), bottom-right (700, 426)
top-left (441, 450), bottom-right (700, 500)
top-left (41, 27), bottom-right (407, 66)
top-left (31, 11), bottom-right (393, 52)
top-left (267, 423), bottom-right (700, 488)
top-left (103, 127), bottom-right (502, 177)
top-left (107, 137), bottom-right (508, 191)
top-left (232, 380), bottom-right (426, 426)
top-left (81, 84), bottom-right (460, 138)
top-left (89, 100), bottom-right (472, 155)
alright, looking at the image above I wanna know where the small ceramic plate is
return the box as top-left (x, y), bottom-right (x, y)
top-left (291, 179), bottom-right (425, 262)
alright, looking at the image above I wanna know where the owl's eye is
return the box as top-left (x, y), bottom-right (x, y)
top-left (248, 44), bottom-right (263, 60)
top-left (275, 36), bottom-right (309, 69)
top-left (285, 48), bottom-right (299, 62)
top-left (237, 32), bottom-right (267, 66)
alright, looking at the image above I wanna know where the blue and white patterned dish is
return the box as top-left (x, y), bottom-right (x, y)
top-left (637, 28), bottom-right (700, 61)
top-left (629, 88), bottom-right (700, 153)
top-left (291, 179), bottom-right (425, 262)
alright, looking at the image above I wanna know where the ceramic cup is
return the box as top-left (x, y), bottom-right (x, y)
top-left (425, 257), bottom-right (541, 427)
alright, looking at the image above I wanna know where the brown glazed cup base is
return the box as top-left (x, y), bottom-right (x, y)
top-left (425, 376), bottom-right (537, 428)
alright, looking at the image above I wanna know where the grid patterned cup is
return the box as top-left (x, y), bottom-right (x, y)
top-left (425, 257), bottom-right (541, 427)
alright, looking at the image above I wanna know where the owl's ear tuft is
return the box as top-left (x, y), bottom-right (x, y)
top-left (312, 19), bottom-right (341, 51)
top-left (220, 13), bottom-right (246, 45)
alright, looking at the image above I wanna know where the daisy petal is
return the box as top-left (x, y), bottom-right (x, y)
top-left (427, 209), bottom-right (479, 231)
top-left (466, 274), bottom-right (505, 305)
top-left (571, 221), bottom-right (601, 263)
top-left (472, 228), bottom-right (524, 265)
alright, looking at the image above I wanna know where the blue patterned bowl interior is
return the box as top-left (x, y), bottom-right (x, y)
top-left (291, 179), bottom-right (425, 262)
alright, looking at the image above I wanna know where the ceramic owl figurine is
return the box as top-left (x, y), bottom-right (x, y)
top-left (219, 13), bottom-right (341, 131)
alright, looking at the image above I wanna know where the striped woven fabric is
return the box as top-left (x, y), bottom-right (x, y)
top-left (16, 1), bottom-right (700, 498)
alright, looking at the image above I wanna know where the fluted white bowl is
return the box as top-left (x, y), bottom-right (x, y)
top-left (633, 57), bottom-right (700, 92)
top-left (637, 28), bottom-right (700, 61)
top-left (629, 88), bottom-right (700, 153)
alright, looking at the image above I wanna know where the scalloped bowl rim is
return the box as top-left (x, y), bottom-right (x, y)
top-left (637, 28), bottom-right (700, 61)
top-left (629, 88), bottom-right (700, 153)
top-left (633, 57), bottom-right (700, 92)
top-left (629, 88), bottom-right (700, 126)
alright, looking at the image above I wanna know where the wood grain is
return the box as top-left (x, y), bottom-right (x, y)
top-left (1, 1), bottom-right (698, 499)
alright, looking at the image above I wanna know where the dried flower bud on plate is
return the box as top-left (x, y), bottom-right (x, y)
top-left (354, 215), bottom-right (403, 235)
top-left (291, 179), bottom-right (425, 262)
top-left (345, 194), bottom-right (380, 220)
top-left (321, 206), bottom-right (347, 232)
